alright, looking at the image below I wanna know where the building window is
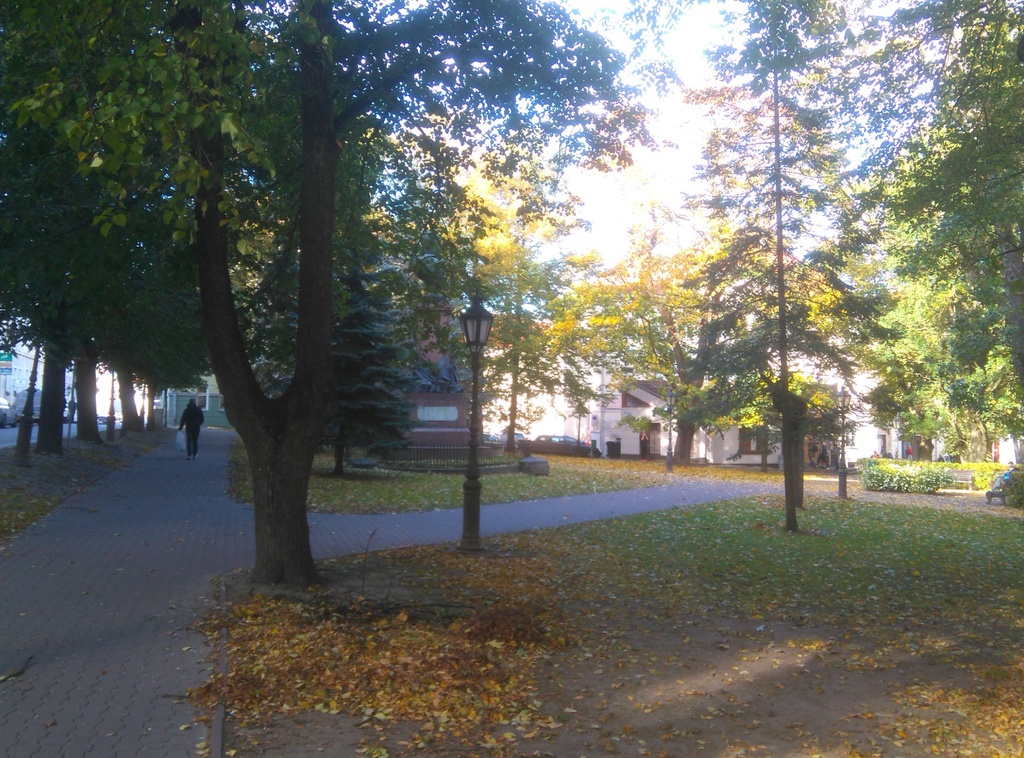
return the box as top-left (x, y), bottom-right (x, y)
top-left (738, 427), bottom-right (761, 455)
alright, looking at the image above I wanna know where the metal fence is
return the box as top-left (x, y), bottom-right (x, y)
top-left (377, 442), bottom-right (522, 472)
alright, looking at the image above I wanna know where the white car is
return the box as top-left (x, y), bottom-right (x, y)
top-left (0, 398), bottom-right (15, 427)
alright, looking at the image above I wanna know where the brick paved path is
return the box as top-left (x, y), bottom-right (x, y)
top-left (0, 429), bottom-right (777, 757)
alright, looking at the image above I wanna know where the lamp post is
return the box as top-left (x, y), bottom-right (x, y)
top-left (14, 347), bottom-right (40, 467)
top-left (106, 373), bottom-right (117, 443)
top-left (458, 294), bottom-right (494, 552)
top-left (665, 387), bottom-right (676, 474)
top-left (837, 387), bottom-right (850, 499)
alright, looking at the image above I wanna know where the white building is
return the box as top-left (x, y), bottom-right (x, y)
top-left (518, 369), bottom-right (917, 465)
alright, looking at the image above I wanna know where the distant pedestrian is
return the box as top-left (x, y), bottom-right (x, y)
top-left (178, 399), bottom-right (205, 460)
top-left (639, 432), bottom-right (650, 461)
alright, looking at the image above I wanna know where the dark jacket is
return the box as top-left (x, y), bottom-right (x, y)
top-left (179, 402), bottom-right (204, 432)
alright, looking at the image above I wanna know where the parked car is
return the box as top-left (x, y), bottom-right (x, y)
top-left (524, 434), bottom-right (599, 457)
top-left (491, 431), bottom-right (525, 449)
top-left (12, 390), bottom-right (41, 425)
top-left (0, 398), bottom-right (14, 427)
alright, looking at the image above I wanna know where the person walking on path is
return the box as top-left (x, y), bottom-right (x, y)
top-left (179, 398), bottom-right (205, 460)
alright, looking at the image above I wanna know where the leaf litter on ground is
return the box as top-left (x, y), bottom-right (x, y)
top-left (196, 474), bottom-right (1024, 757)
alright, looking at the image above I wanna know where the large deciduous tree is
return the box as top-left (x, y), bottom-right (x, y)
top-left (11, 0), bottom-right (643, 586)
top-left (468, 165), bottom-right (592, 448)
top-left (847, 0), bottom-right (1024, 457)
top-left (0, 8), bottom-right (207, 449)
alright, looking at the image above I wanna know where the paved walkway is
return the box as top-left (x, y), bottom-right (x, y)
top-left (0, 428), bottom-right (778, 757)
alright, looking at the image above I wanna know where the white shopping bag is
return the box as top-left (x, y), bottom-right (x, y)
top-left (176, 429), bottom-right (186, 451)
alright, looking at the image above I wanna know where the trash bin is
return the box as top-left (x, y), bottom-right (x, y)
top-left (606, 440), bottom-right (621, 459)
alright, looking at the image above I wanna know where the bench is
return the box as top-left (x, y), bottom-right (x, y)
top-left (950, 469), bottom-right (975, 490)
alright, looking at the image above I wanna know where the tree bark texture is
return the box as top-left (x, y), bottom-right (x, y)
top-left (505, 362), bottom-right (522, 454)
top-left (145, 390), bottom-right (157, 431)
top-left (771, 384), bottom-right (807, 532)
top-left (246, 432), bottom-right (320, 586)
top-left (75, 355), bottom-right (103, 443)
top-left (117, 372), bottom-right (143, 432)
top-left (35, 349), bottom-right (66, 454)
top-left (677, 419), bottom-right (696, 464)
top-left (1000, 231), bottom-right (1024, 386)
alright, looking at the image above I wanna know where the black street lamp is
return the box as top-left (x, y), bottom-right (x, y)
top-left (14, 347), bottom-right (40, 467)
top-left (665, 387), bottom-right (676, 474)
top-left (458, 294), bottom-right (494, 552)
top-left (837, 386), bottom-right (850, 499)
top-left (106, 373), bottom-right (117, 443)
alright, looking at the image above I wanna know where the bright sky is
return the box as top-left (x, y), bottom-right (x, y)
top-left (557, 1), bottom-right (735, 265)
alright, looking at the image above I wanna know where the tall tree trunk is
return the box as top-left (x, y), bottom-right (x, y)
top-left (772, 67), bottom-right (803, 530)
top-left (247, 431), bottom-right (322, 584)
top-left (35, 349), bottom-right (66, 454)
top-left (1000, 227), bottom-right (1024, 385)
top-left (773, 385), bottom-right (807, 523)
top-left (505, 361), bottom-right (521, 453)
top-left (145, 388), bottom-right (157, 431)
top-left (186, 0), bottom-right (338, 587)
top-left (116, 369), bottom-right (143, 433)
top-left (919, 437), bottom-right (935, 462)
top-left (677, 419), bottom-right (696, 464)
top-left (75, 355), bottom-right (103, 443)
top-left (968, 424), bottom-right (989, 462)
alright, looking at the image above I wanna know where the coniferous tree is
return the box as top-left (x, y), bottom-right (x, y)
top-left (327, 269), bottom-right (414, 475)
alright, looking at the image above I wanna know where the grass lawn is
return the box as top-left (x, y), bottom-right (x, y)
top-left (229, 441), bottom-right (783, 514)
top-left (202, 462), bottom-right (1024, 758)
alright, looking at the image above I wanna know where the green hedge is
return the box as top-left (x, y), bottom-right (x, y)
top-left (860, 460), bottom-right (955, 493)
top-left (934, 461), bottom-right (1004, 491)
top-left (1003, 470), bottom-right (1024, 508)
top-left (859, 459), bottom-right (1011, 494)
